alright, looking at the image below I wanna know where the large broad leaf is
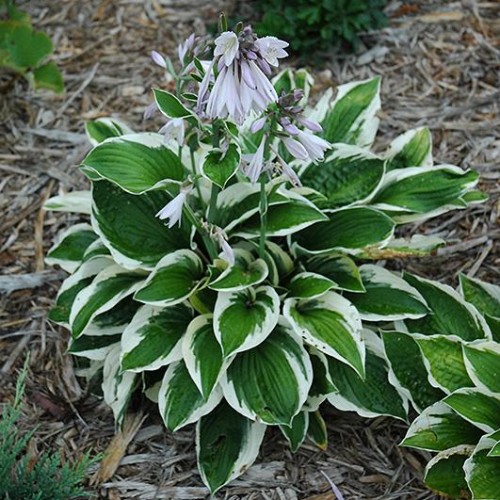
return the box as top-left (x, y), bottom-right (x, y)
top-left (120, 303), bottom-right (193, 372)
top-left (92, 181), bottom-right (190, 269)
top-left (306, 349), bottom-right (337, 411)
top-left (213, 285), bottom-right (280, 358)
top-left (464, 432), bottom-right (500, 499)
top-left (304, 253), bottom-right (365, 293)
top-left (280, 411), bottom-right (309, 453)
top-left (202, 143), bottom-right (241, 189)
top-left (69, 264), bottom-right (144, 339)
top-left (300, 145), bottom-right (384, 208)
top-left (102, 344), bottom-right (138, 425)
top-left (404, 273), bottom-right (491, 341)
top-left (321, 77), bottom-right (381, 148)
top-left (307, 410), bottom-right (328, 450)
top-left (196, 400), bottom-right (266, 494)
top-left (293, 207), bottom-right (395, 255)
top-left (45, 223), bottom-right (98, 273)
top-left (382, 331), bottom-right (444, 412)
top-left (327, 341), bottom-right (408, 420)
top-left (81, 134), bottom-right (185, 193)
top-left (460, 274), bottom-right (500, 341)
top-left (222, 325), bottom-right (313, 426)
top-left (463, 342), bottom-right (500, 393)
top-left (215, 181), bottom-right (288, 231)
top-left (372, 165), bottom-right (479, 222)
top-left (287, 272), bottom-right (335, 299)
top-left (424, 447), bottom-right (471, 499)
top-left (48, 257), bottom-right (112, 326)
top-left (359, 234), bottom-right (444, 259)
top-left (345, 264), bottom-right (428, 321)
top-left (385, 127), bottom-right (433, 171)
top-left (284, 291), bottom-right (364, 377)
top-left (208, 249), bottom-right (268, 292)
top-left (402, 401), bottom-right (484, 452)
top-left (444, 388), bottom-right (500, 433)
top-left (68, 333), bottom-right (121, 361)
top-left (414, 335), bottom-right (474, 393)
top-left (182, 315), bottom-right (224, 399)
top-left (233, 197), bottom-right (328, 238)
top-left (134, 249), bottom-right (205, 307)
top-left (158, 361), bottom-right (223, 432)
top-left (85, 118), bottom-right (134, 146)
top-left (44, 190), bottom-right (92, 215)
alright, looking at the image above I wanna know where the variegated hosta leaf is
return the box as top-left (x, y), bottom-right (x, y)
top-left (293, 207), bottom-right (395, 255)
top-left (48, 256), bottom-right (112, 325)
top-left (215, 181), bottom-right (288, 231)
top-left (45, 223), bottom-right (99, 273)
top-left (304, 253), bottom-right (365, 293)
top-left (85, 117), bottom-right (134, 146)
top-left (488, 430), bottom-right (500, 457)
top-left (233, 197), bottom-right (328, 238)
top-left (81, 133), bottom-right (185, 194)
top-left (444, 388), bottom-right (500, 433)
top-left (463, 342), bottom-right (500, 393)
top-left (424, 446), bottom-right (471, 499)
top-left (102, 344), bottom-right (138, 425)
top-left (404, 273), bottom-right (491, 341)
top-left (287, 272), bottom-right (335, 299)
top-left (327, 332), bottom-right (408, 420)
top-left (306, 349), bottom-right (337, 411)
top-left (402, 401), bottom-right (483, 452)
top-left (196, 400), bottom-right (266, 494)
top-left (222, 325), bottom-right (313, 425)
top-left (92, 180), bottom-right (191, 270)
top-left (345, 264), bottom-right (428, 321)
top-left (307, 410), bottom-right (328, 450)
top-left (153, 88), bottom-right (193, 119)
top-left (414, 334), bottom-right (474, 393)
top-left (280, 410), bottom-right (309, 452)
top-left (182, 315), bottom-right (225, 399)
top-left (284, 291), bottom-right (365, 377)
top-left (385, 127), bottom-right (433, 171)
top-left (264, 240), bottom-right (294, 281)
top-left (321, 76), bottom-right (381, 148)
top-left (359, 234), bottom-right (444, 259)
top-left (464, 431), bottom-right (500, 499)
top-left (158, 361), bottom-right (223, 432)
top-left (44, 190), bottom-right (91, 214)
top-left (82, 239), bottom-right (110, 262)
top-left (382, 331), bottom-right (444, 413)
top-left (134, 249), bottom-right (205, 307)
top-left (68, 333), bottom-right (121, 361)
top-left (202, 143), bottom-right (241, 189)
top-left (84, 295), bottom-right (140, 336)
top-left (372, 165), bottom-right (479, 223)
top-left (120, 303), bottom-right (194, 372)
top-left (460, 274), bottom-right (500, 341)
top-left (213, 285), bottom-right (280, 358)
top-left (69, 264), bottom-right (144, 339)
top-left (209, 249), bottom-right (268, 292)
top-left (300, 144), bottom-right (385, 209)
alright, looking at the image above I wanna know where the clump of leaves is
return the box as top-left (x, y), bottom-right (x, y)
top-left (0, 360), bottom-right (95, 499)
top-left (0, 0), bottom-right (63, 92)
top-left (253, 0), bottom-right (388, 58)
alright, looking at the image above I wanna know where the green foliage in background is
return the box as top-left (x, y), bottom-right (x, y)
top-left (0, 360), bottom-right (95, 499)
top-left (253, 0), bottom-right (388, 57)
top-left (0, 0), bottom-right (64, 92)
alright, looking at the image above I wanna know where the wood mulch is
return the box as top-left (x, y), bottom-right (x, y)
top-left (0, 0), bottom-right (498, 498)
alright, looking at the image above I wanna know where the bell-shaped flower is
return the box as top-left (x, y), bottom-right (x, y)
top-left (282, 136), bottom-right (308, 160)
top-left (214, 31), bottom-right (239, 66)
top-left (151, 50), bottom-right (166, 68)
top-left (255, 36), bottom-right (289, 67)
top-left (159, 118), bottom-right (185, 146)
top-left (296, 130), bottom-right (330, 162)
top-left (213, 227), bottom-right (235, 266)
top-left (244, 135), bottom-right (267, 184)
top-left (156, 184), bottom-right (192, 228)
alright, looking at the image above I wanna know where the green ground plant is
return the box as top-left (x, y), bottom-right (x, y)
top-left (0, 359), bottom-right (95, 499)
top-left (44, 20), bottom-right (498, 496)
top-left (0, 0), bottom-right (63, 92)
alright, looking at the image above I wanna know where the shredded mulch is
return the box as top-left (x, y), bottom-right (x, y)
top-left (0, 1), bottom-right (498, 498)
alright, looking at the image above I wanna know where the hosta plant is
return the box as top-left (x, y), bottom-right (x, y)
top-left (45, 19), bottom-right (490, 494)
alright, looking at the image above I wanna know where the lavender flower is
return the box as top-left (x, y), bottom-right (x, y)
top-left (159, 118), bottom-right (185, 146)
top-left (282, 136), bottom-right (308, 160)
top-left (245, 136), bottom-right (267, 184)
top-left (213, 227), bottom-right (235, 265)
top-left (151, 50), bottom-right (166, 68)
top-left (156, 185), bottom-right (192, 228)
top-left (255, 36), bottom-right (289, 67)
top-left (296, 130), bottom-right (330, 162)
